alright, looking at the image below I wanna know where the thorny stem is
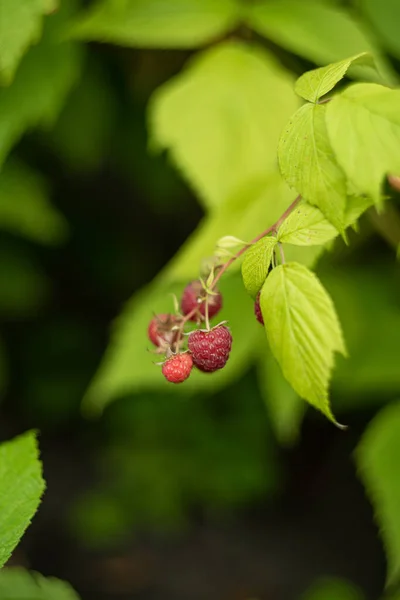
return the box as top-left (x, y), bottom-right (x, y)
top-left (172, 194), bottom-right (301, 347)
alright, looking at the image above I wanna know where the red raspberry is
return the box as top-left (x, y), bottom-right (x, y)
top-left (188, 325), bottom-right (232, 372)
top-left (148, 314), bottom-right (178, 347)
top-left (254, 292), bottom-right (264, 325)
top-left (181, 280), bottom-right (222, 321)
top-left (162, 353), bottom-right (193, 383)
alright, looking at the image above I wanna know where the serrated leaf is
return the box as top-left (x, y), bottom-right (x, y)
top-left (361, 0), bottom-right (400, 61)
top-left (0, 4), bottom-right (82, 168)
top-left (260, 262), bottom-right (346, 424)
top-left (70, 0), bottom-right (241, 48)
top-left (0, 432), bottom-right (45, 568)
top-left (245, 0), bottom-right (396, 85)
top-left (149, 41), bottom-right (298, 210)
top-left (295, 52), bottom-right (375, 103)
top-left (242, 236), bottom-right (277, 298)
top-left (278, 102), bottom-right (348, 231)
top-left (0, 159), bottom-right (67, 244)
top-left (277, 200), bottom-right (339, 246)
top-left (0, 0), bottom-right (48, 85)
top-left (301, 577), bottom-right (364, 600)
top-left (0, 568), bottom-right (80, 599)
top-left (356, 401), bottom-right (400, 589)
top-left (257, 345), bottom-right (305, 447)
top-left (326, 83), bottom-right (400, 206)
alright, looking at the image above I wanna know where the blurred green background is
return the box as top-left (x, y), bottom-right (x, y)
top-left (1, 0), bottom-right (400, 598)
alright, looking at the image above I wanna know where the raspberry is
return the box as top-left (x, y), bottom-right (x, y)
top-left (162, 353), bottom-right (193, 383)
top-left (181, 280), bottom-right (222, 321)
top-left (188, 325), bottom-right (232, 372)
top-left (254, 292), bottom-right (264, 325)
top-left (148, 314), bottom-right (178, 347)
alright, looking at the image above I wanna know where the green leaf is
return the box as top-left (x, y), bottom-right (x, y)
top-left (0, 4), bottom-right (82, 168)
top-left (70, 0), bottom-right (241, 48)
top-left (278, 103), bottom-right (348, 231)
top-left (0, 432), bottom-right (45, 568)
top-left (301, 577), bottom-right (364, 600)
top-left (295, 52), bottom-right (375, 103)
top-left (242, 236), bottom-right (277, 298)
top-left (277, 200), bottom-right (339, 246)
top-left (0, 568), bottom-right (80, 599)
top-left (0, 159), bottom-right (67, 244)
top-left (326, 83), bottom-right (400, 206)
top-left (356, 401), bottom-right (400, 589)
top-left (149, 41), bottom-right (298, 210)
top-left (260, 262), bottom-right (346, 424)
top-left (361, 0), bottom-right (400, 60)
top-left (257, 345), bottom-right (305, 447)
top-left (245, 0), bottom-right (396, 85)
top-left (83, 272), bottom-right (262, 415)
top-left (0, 0), bottom-right (48, 85)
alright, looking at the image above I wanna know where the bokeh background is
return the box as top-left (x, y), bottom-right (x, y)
top-left (1, 0), bottom-right (400, 599)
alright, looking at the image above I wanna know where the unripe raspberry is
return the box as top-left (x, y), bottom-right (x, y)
top-left (181, 280), bottom-right (222, 321)
top-left (162, 353), bottom-right (193, 383)
top-left (148, 313), bottom-right (178, 347)
top-left (254, 292), bottom-right (264, 325)
top-left (188, 325), bottom-right (232, 372)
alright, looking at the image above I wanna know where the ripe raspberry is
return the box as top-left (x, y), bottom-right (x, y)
top-left (188, 325), bottom-right (232, 372)
top-left (181, 280), bottom-right (222, 321)
top-left (162, 353), bottom-right (193, 383)
top-left (148, 314), bottom-right (178, 347)
top-left (254, 292), bottom-right (264, 325)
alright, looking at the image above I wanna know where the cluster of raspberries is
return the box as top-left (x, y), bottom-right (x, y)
top-left (148, 280), bottom-right (264, 384)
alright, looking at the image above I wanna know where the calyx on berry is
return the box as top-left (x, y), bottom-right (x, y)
top-left (181, 280), bottom-right (222, 322)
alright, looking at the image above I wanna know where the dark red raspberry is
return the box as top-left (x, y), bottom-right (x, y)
top-left (254, 292), bottom-right (264, 325)
top-left (148, 313), bottom-right (178, 347)
top-left (181, 280), bottom-right (222, 321)
top-left (188, 325), bottom-right (232, 372)
top-left (162, 353), bottom-right (193, 383)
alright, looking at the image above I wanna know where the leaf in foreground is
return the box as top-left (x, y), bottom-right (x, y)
top-left (0, 431), bottom-right (45, 568)
top-left (242, 236), bottom-right (277, 298)
top-left (0, 567), bottom-right (80, 599)
top-left (356, 401), bottom-right (400, 589)
top-left (260, 262), bottom-right (346, 424)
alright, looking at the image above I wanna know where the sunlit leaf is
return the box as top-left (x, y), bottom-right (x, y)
top-left (0, 432), bottom-right (45, 568)
top-left (260, 262), bottom-right (346, 424)
top-left (295, 52), bottom-right (375, 103)
top-left (277, 201), bottom-right (338, 246)
top-left (245, 0), bottom-right (396, 85)
top-left (326, 83), bottom-right (400, 206)
top-left (0, 568), bottom-right (80, 599)
top-left (149, 41), bottom-right (298, 210)
top-left (0, 159), bottom-right (67, 244)
top-left (242, 236), bottom-right (277, 298)
top-left (70, 0), bottom-right (241, 48)
top-left (356, 401), bottom-right (400, 589)
top-left (278, 103), bottom-right (347, 231)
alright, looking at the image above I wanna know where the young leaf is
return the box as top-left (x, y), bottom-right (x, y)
top-left (0, 4), bottom-right (82, 168)
top-left (149, 41), bottom-right (298, 210)
top-left (295, 52), bottom-right (375, 103)
top-left (0, 0), bottom-right (48, 85)
top-left (260, 262), bottom-right (346, 424)
top-left (278, 103), bottom-right (348, 231)
top-left (0, 432), bottom-right (45, 568)
top-left (257, 346), bottom-right (305, 447)
top-left (245, 0), bottom-right (396, 85)
top-left (301, 577), bottom-right (364, 600)
top-left (356, 401), bottom-right (400, 589)
top-left (326, 83), bottom-right (400, 206)
top-left (70, 0), bottom-right (241, 49)
top-left (0, 160), bottom-right (68, 244)
top-left (0, 568), bottom-right (80, 599)
top-left (242, 236), bottom-right (277, 298)
top-left (277, 201), bottom-right (339, 246)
